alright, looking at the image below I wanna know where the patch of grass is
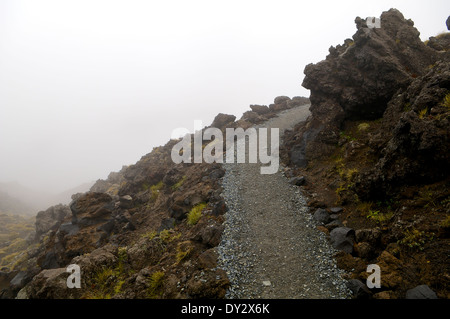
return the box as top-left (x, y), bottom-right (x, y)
top-left (335, 184), bottom-right (347, 205)
top-left (339, 131), bottom-right (356, 142)
top-left (176, 246), bottom-right (192, 264)
top-left (84, 247), bottom-right (131, 299)
top-left (0, 238), bottom-right (30, 270)
top-left (114, 279), bottom-right (125, 295)
top-left (441, 93), bottom-right (450, 109)
top-left (335, 164), bottom-right (359, 205)
top-left (186, 203), bottom-right (206, 225)
top-left (86, 267), bottom-right (116, 299)
top-left (141, 230), bottom-right (158, 240)
top-left (366, 209), bottom-right (393, 224)
top-left (418, 107), bottom-right (428, 119)
top-left (357, 123), bottom-right (370, 131)
top-left (116, 246), bottom-right (128, 276)
top-left (345, 168), bottom-right (359, 180)
top-left (147, 271), bottom-right (165, 299)
top-left (357, 201), bottom-right (374, 213)
top-left (398, 228), bottom-right (435, 250)
top-left (171, 175), bottom-right (187, 191)
top-left (150, 181), bottom-right (164, 202)
top-left (440, 215), bottom-right (450, 229)
top-left (159, 229), bottom-right (181, 243)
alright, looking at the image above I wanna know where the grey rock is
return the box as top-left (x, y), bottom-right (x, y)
top-left (250, 105), bottom-right (270, 115)
top-left (210, 113), bottom-right (236, 129)
top-left (158, 218), bottom-right (175, 232)
top-left (346, 279), bottom-right (372, 299)
top-left (274, 96), bottom-right (291, 105)
top-left (325, 219), bottom-right (342, 230)
top-left (122, 222), bottom-right (135, 232)
top-left (329, 207), bottom-right (343, 213)
top-left (119, 195), bottom-right (133, 208)
top-left (313, 208), bottom-right (331, 224)
top-left (58, 222), bottom-right (80, 236)
top-left (330, 227), bottom-right (355, 254)
top-left (41, 252), bottom-right (61, 269)
top-left (35, 204), bottom-right (71, 239)
top-left (405, 285), bottom-right (438, 299)
top-left (10, 271), bottom-right (29, 289)
top-left (212, 200), bottom-right (227, 216)
top-left (289, 176), bottom-right (306, 186)
top-left (210, 168), bottom-right (225, 180)
top-left (97, 219), bottom-right (115, 235)
top-left (199, 223), bottom-right (224, 247)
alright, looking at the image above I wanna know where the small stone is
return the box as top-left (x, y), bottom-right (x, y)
top-left (405, 285), bottom-right (438, 299)
top-left (329, 207), bottom-right (343, 213)
top-left (289, 176), bottom-right (306, 186)
top-left (262, 281), bottom-right (271, 287)
top-left (313, 208), bottom-right (331, 224)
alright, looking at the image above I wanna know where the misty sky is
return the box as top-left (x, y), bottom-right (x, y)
top-left (0, 0), bottom-right (449, 193)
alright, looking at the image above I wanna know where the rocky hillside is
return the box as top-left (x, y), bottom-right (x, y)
top-left (1, 8), bottom-right (448, 300)
top-left (0, 96), bottom-right (307, 299)
top-left (282, 9), bottom-right (450, 298)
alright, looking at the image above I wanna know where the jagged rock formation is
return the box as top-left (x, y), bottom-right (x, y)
top-left (282, 8), bottom-right (450, 299)
top-left (356, 60), bottom-right (450, 199)
top-left (287, 9), bottom-right (444, 167)
top-left (285, 8), bottom-right (449, 198)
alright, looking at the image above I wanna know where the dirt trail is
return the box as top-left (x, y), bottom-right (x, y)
top-left (218, 105), bottom-right (349, 299)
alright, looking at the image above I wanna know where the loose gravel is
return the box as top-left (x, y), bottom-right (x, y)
top-left (217, 105), bottom-right (351, 299)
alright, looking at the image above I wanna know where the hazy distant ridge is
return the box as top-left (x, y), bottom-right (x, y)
top-left (0, 181), bottom-right (94, 216)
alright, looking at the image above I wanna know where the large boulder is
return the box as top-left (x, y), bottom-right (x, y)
top-left (313, 208), bottom-right (331, 224)
top-left (250, 104), bottom-right (269, 115)
top-left (35, 205), bottom-right (71, 240)
top-left (330, 227), bottom-right (355, 254)
top-left (405, 285), bottom-right (438, 299)
top-left (210, 113), bottom-right (236, 129)
top-left (70, 192), bottom-right (114, 227)
top-left (304, 9), bottom-right (436, 120)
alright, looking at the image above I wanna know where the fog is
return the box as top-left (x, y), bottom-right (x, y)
top-left (0, 0), bottom-right (449, 194)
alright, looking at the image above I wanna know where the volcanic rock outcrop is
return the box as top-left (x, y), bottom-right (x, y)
top-left (288, 9), bottom-right (444, 168)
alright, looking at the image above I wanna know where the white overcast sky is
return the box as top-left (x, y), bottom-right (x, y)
top-left (0, 0), bottom-right (449, 193)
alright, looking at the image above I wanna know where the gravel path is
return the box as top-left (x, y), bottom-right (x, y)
top-left (217, 105), bottom-right (350, 299)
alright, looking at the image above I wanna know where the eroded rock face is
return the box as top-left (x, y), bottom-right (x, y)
top-left (33, 193), bottom-right (119, 270)
top-left (304, 9), bottom-right (436, 120)
top-left (291, 9), bottom-right (440, 166)
top-left (355, 61), bottom-right (450, 199)
top-left (35, 204), bottom-right (71, 240)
